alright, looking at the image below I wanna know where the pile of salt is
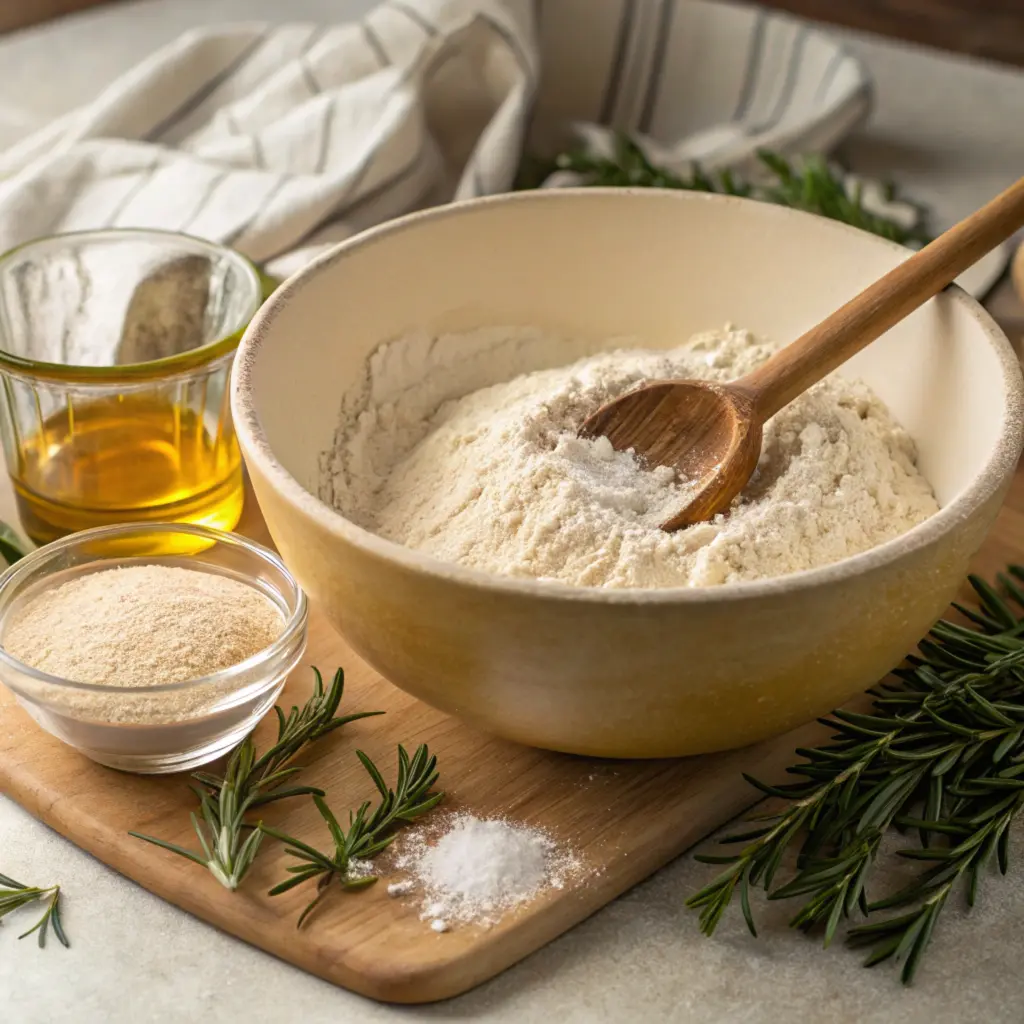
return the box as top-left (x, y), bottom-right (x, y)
top-left (390, 814), bottom-right (580, 932)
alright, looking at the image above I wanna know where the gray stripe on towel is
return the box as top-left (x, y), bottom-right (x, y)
top-left (638, 0), bottom-right (677, 134)
top-left (599, 0), bottom-right (636, 125)
top-left (732, 11), bottom-right (766, 121)
top-left (105, 157), bottom-right (161, 227)
top-left (145, 30), bottom-right (270, 142)
top-left (388, 1), bottom-right (440, 36)
top-left (179, 170), bottom-right (230, 232)
top-left (361, 21), bottom-right (391, 65)
top-left (748, 27), bottom-right (809, 134)
top-left (222, 173), bottom-right (291, 247)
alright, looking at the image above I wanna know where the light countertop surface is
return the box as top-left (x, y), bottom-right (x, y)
top-left (2, 3), bottom-right (1024, 1022)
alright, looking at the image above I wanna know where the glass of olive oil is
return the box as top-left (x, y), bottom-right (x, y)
top-left (0, 230), bottom-right (263, 548)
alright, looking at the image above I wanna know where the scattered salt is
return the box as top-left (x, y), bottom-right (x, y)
top-left (391, 813), bottom-right (583, 930)
top-left (345, 858), bottom-right (375, 880)
top-left (421, 901), bottom-right (447, 920)
top-left (387, 881), bottom-right (414, 898)
top-left (430, 919), bottom-right (449, 933)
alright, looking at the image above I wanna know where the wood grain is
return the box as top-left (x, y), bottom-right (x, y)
top-left (751, 0), bottom-right (1024, 68)
top-left (2, 468), bottom-right (1024, 1002)
top-left (0, 0), bottom-right (117, 34)
top-left (1013, 244), bottom-right (1024, 309)
top-left (5, 0), bottom-right (1023, 67)
top-left (580, 379), bottom-right (763, 529)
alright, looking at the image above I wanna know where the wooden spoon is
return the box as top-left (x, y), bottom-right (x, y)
top-left (580, 176), bottom-right (1024, 532)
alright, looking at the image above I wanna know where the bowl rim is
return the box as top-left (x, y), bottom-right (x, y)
top-left (0, 522), bottom-right (308, 693)
top-left (231, 187), bottom-right (1024, 606)
top-left (0, 228), bottom-right (264, 385)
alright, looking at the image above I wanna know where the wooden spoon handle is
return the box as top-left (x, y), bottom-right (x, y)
top-left (737, 175), bottom-right (1024, 420)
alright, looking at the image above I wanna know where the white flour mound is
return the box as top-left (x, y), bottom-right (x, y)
top-left (319, 326), bottom-right (939, 589)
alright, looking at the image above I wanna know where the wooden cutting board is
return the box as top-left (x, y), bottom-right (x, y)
top-left (2, 469), bottom-right (1023, 1004)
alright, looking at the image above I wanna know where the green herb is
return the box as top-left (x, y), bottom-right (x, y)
top-left (0, 522), bottom-right (26, 567)
top-left (131, 666), bottom-right (382, 889)
top-left (0, 873), bottom-right (68, 949)
top-left (687, 567), bottom-right (1024, 983)
top-left (527, 134), bottom-right (930, 247)
top-left (265, 743), bottom-right (443, 926)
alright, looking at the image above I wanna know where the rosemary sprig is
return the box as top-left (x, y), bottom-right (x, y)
top-left (0, 521), bottom-right (26, 566)
top-left (532, 134), bottom-right (930, 247)
top-left (846, 783), bottom-right (1024, 981)
top-left (265, 743), bottom-right (443, 926)
top-left (687, 567), bottom-right (1024, 983)
top-left (0, 873), bottom-right (69, 949)
top-left (131, 666), bottom-right (382, 889)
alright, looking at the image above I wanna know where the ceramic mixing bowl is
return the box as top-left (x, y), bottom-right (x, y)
top-left (231, 189), bottom-right (1024, 758)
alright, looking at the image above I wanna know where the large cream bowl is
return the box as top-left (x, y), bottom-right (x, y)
top-left (231, 189), bottom-right (1024, 758)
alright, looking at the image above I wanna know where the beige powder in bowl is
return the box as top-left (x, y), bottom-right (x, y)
top-left (3, 564), bottom-right (284, 687)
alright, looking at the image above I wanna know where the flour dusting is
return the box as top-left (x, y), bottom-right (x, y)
top-left (319, 326), bottom-right (939, 588)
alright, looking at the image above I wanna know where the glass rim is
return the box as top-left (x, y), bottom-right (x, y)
top-left (0, 228), bottom-right (265, 385)
top-left (0, 522), bottom-right (308, 696)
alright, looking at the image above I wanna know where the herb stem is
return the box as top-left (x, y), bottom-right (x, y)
top-left (132, 666), bottom-right (382, 889)
top-left (687, 569), bottom-right (1024, 983)
top-left (0, 873), bottom-right (69, 949)
top-left (266, 742), bottom-right (443, 926)
top-left (527, 134), bottom-right (930, 248)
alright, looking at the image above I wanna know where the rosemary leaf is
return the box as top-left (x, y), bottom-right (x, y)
top-left (0, 875), bottom-right (69, 949)
top-left (131, 666), bottom-right (383, 889)
top-left (687, 565), bottom-right (1024, 984)
top-left (265, 742), bottom-right (443, 927)
top-left (530, 135), bottom-right (930, 247)
top-left (0, 521), bottom-right (26, 566)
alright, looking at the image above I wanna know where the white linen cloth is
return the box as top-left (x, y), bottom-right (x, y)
top-left (0, 0), bottom-right (870, 279)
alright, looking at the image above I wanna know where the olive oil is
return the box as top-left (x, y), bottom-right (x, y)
top-left (11, 393), bottom-right (243, 546)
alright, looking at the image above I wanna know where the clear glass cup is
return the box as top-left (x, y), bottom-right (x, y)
top-left (0, 229), bottom-right (264, 549)
top-left (0, 523), bottom-right (308, 774)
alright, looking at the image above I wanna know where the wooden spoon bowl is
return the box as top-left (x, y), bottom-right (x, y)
top-left (579, 380), bottom-right (762, 530)
top-left (582, 176), bottom-right (1024, 530)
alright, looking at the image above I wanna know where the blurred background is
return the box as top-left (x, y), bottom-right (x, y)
top-left (0, 0), bottom-right (1020, 341)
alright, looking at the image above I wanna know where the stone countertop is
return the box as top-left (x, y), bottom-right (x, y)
top-left (2, 3), bottom-right (1024, 1022)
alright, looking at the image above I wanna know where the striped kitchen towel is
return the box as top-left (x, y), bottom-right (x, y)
top-left (0, 0), bottom-right (870, 280)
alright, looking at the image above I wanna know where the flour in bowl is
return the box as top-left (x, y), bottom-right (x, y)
top-left (319, 326), bottom-right (938, 588)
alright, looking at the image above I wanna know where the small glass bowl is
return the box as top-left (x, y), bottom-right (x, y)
top-left (0, 523), bottom-right (307, 774)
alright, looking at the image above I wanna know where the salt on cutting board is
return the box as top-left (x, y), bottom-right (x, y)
top-left (391, 814), bottom-right (585, 932)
